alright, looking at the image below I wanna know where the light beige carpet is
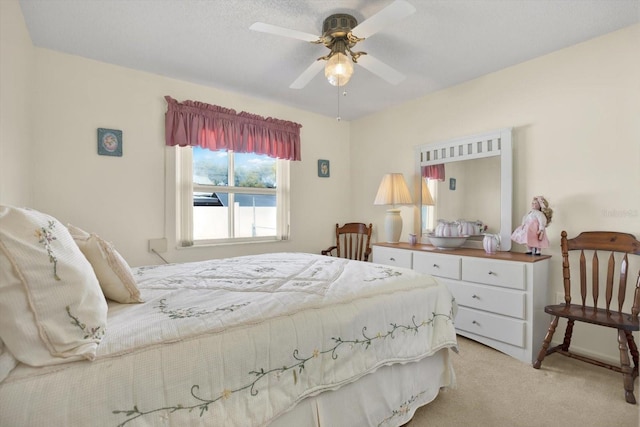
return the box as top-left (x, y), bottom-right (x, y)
top-left (406, 336), bottom-right (640, 427)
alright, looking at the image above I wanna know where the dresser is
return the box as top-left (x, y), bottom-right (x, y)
top-left (372, 242), bottom-right (550, 364)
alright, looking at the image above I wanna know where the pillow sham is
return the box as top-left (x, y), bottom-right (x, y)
top-left (67, 224), bottom-right (142, 304)
top-left (0, 205), bottom-right (108, 367)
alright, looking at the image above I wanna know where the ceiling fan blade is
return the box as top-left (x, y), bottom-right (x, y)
top-left (290, 60), bottom-right (325, 89)
top-left (357, 55), bottom-right (406, 85)
top-left (249, 22), bottom-right (319, 42)
top-left (352, 0), bottom-right (416, 39)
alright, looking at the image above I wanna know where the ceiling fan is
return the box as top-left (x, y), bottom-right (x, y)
top-left (249, 0), bottom-right (416, 89)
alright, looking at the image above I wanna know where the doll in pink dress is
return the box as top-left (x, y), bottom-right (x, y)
top-left (511, 196), bottom-right (553, 255)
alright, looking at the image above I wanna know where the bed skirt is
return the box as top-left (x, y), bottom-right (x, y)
top-left (271, 347), bottom-right (455, 427)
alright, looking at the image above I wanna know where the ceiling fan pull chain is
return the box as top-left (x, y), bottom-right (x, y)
top-left (336, 82), bottom-right (341, 122)
top-left (337, 88), bottom-right (348, 122)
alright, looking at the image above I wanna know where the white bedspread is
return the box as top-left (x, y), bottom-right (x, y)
top-left (0, 253), bottom-right (457, 426)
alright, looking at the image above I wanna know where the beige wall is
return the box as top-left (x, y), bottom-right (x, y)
top-left (0, 0), bottom-right (34, 207)
top-left (350, 25), bottom-right (640, 362)
top-left (29, 48), bottom-right (353, 266)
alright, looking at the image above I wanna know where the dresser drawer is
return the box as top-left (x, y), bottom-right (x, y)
top-left (444, 279), bottom-right (525, 319)
top-left (372, 246), bottom-right (412, 269)
top-left (455, 307), bottom-right (525, 348)
top-left (461, 257), bottom-right (525, 290)
top-left (413, 251), bottom-right (461, 280)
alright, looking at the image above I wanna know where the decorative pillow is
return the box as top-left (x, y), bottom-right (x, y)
top-left (0, 205), bottom-right (108, 367)
top-left (67, 224), bottom-right (142, 304)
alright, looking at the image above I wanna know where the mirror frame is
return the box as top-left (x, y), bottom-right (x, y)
top-left (415, 127), bottom-right (513, 251)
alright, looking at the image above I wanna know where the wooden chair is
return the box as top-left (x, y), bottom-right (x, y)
top-left (533, 231), bottom-right (640, 404)
top-left (321, 223), bottom-right (372, 262)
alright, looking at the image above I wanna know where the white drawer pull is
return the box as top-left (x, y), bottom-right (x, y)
top-left (433, 264), bottom-right (439, 268)
top-left (472, 294), bottom-right (479, 299)
top-left (488, 271), bottom-right (496, 275)
top-left (389, 257), bottom-right (396, 261)
top-left (472, 320), bottom-right (479, 325)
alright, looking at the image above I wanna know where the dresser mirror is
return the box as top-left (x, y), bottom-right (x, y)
top-left (415, 128), bottom-right (513, 251)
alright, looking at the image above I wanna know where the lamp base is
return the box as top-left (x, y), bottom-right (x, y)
top-left (384, 209), bottom-right (403, 243)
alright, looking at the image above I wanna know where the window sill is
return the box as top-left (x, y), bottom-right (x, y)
top-left (176, 237), bottom-right (284, 249)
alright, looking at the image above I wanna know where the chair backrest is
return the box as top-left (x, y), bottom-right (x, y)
top-left (334, 222), bottom-right (372, 261)
top-left (561, 231), bottom-right (640, 314)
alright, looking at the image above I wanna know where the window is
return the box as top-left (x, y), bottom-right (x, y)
top-left (176, 146), bottom-right (290, 246)
top-left (421, 178), bottom-right (437, 233)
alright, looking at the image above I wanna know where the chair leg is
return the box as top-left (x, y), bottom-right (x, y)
top-left (618, 330), bottom-right (636, 404)
top-left (560, 319), bottom-right (574, 351)
top-left (625, 331), bottom-right (639, 377)
top-left (533, 316), bottom-right (559, 369)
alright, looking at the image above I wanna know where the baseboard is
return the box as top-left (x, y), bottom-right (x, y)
top-left (549, 340), bottom-right (621, 366)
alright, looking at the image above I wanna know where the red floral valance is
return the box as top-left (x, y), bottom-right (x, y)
top-left (164, 96), bottom-right (302, 161)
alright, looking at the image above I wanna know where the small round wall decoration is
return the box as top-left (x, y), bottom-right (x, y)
top-left (97, 128), bottom-right (123, 157)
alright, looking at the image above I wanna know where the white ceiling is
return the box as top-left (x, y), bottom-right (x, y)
top-left (18, 0), bottom-right (640, 121)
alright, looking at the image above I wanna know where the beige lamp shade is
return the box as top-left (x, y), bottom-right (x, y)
top-left (374, 173), bottom-right (413, 243)
top-left (373, 173), bottom-right (413, 206)
top-left (421, 179), bottom-right (435, 205)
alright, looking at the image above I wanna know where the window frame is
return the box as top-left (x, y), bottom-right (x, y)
top-left (175, 146), bottom-right (290, 247)
top-left (421, 178), bottom-right (437, 234)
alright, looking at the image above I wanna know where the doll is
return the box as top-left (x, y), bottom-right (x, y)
top-left (511, 196), bottom-right (553, 255)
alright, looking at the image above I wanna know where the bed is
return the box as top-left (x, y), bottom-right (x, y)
top-left (0, 206), bottom-right (458, 426)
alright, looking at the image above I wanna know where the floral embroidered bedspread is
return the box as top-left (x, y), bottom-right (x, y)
top-left (0, 253), bottom-right (457, 427)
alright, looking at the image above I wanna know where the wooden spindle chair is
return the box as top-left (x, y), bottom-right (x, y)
top-left (321, 223), bottom-right (372, 262)
top-left (533, 231), bottom-right (640, 404)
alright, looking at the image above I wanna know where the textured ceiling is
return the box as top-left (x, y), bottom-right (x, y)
top-left (18, 0), bottom-right (640, 121)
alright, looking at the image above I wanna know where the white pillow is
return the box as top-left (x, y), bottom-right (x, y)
top-left (67, 224), bottom-right (142, 304)
top-left (0, 205), bottom-right (108, 367)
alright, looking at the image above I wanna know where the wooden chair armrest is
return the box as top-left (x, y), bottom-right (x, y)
top-left (364, 248), bottom-right (372, 262)
top-left (322, 246), bottom-right (337, 256)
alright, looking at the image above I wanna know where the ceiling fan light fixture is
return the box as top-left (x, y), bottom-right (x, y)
top-left (325, 52), bottom-right (354, 87)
